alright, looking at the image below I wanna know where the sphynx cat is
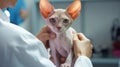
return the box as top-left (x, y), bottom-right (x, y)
top-left (39, 0), bottom-right (81, 67)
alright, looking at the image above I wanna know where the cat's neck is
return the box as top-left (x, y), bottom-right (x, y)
top-left (53, 31), bottom-right (66, 38)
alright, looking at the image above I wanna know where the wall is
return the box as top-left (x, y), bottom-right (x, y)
top-left (20, 0), bottom-right (36, 33)
top-left (84, 1), bottom-right (120, 50)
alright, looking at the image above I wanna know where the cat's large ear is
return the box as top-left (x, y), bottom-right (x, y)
top-left (66, 0), bottom-right (81, 20)
top-left (39, 0), bottom-right (54, 18)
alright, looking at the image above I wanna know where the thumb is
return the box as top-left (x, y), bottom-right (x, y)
top-left (73, 34), bottom-right (80, 47)
top-left (73, 34), bottom-right (79, 40)
top-left (73, 34), bottom-right (79, 45)
top-left (73, 34), bottom-right (81, 58)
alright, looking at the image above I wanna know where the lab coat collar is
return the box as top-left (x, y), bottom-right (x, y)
top-left (0, 9), bottom-right (10, 22)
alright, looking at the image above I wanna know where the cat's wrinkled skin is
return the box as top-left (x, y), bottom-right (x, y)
top-left (39, 0), bottom-right (81, 67)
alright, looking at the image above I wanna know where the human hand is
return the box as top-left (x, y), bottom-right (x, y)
top-left (73, 33), bottom-right (93, 58)
top-left (36, 25), bottom-right (56, 48)
top-left (20, 9), bottom-right (28, 20)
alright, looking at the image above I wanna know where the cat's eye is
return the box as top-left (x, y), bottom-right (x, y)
top-left (49, 18), bottom-right (56, 24)
top-left (63, 19), bottom-right (69, 23)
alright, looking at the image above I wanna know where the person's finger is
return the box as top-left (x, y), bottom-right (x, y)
top-left (42, 25), bottom-right (52, 33)
top-left (73, 34), bottom-right (79, 40)
top-left (50, 33), bottom-right (56, 38)
top-left (42, 33), bottom-right (51, 40)
top-left (37, 33), bottom-right (50, 40)
top-left (77, 33), bottom-right (88, 40)
top-left (88, 44), bottom-right (93, 58)
top-left (43, 33), bottom-right (56, 40)
top-left (73, 34), bottom-right (80, 58)
top-left (73, 34), bottom-right (80, 48)
top-left (91, 44), bottom-right (93, 49)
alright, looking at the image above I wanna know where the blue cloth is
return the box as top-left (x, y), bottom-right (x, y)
top-left (7, 0), bottom-right (26, 25)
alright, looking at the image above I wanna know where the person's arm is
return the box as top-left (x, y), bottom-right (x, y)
top-left (0, 19), bottom-right (56, 67)
top-left (20, 9), bottom-right (28, 20)
top-left (73, 33), bottom-right (93, 67)
top-left (12, 38), bottom-right (56, 67)
top-left (20, 0), bottom-right (28, 20)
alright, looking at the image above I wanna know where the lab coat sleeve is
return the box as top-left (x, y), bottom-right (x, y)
top-left (11, 40), bottom-right (56, 67)
top-left (74, 56), bottom-right (93, 67)
top-left (0, 22), bottom-right (56, 67)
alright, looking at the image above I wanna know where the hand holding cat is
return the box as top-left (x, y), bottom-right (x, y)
top-left (73, 33), bottom-right (93, 58)
top-left (36, 25), bottom-right (56, 48)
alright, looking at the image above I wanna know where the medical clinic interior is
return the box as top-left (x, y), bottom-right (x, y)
top-left (5, 0), bottom-right (120, 67)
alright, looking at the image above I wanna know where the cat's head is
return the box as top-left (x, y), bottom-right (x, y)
top-left (39, 0), bottom-right (81, 34)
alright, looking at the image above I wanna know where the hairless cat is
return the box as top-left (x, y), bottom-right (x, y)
top-left (39, 0), bottom-right (81, 67)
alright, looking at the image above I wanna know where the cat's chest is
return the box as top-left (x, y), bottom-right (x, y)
top-left (51, 27), bottom-right (75, 47)
top-left (49, 27), bottom-right (75, 56)
top-left (50, 34), bottom-right (72, 57)
top-left (51, 34), bottom-right (71, 49)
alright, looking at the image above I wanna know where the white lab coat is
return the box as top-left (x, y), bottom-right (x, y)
top-left (0, 9), bottom-right (93, 67)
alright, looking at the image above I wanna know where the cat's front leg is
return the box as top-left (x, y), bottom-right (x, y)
top-left (60, 49), bottom-right (73, 67)
top-left (49, 41), bottom-right (60, 67)
top-left (60, 63), bottom-right (70, 67)
top-left (50, 49), bottom-right (60, 67)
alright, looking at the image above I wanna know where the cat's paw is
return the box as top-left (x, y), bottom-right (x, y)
top-left (60, 63), bottom-right (71, 67)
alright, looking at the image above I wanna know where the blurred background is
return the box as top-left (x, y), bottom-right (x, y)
top-left (16, 0), bottom-right (120, 67)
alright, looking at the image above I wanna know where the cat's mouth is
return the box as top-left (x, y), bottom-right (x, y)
top-left (57, 27), bottom-right (61, 31)
top-left (56, 28), bottom-right (65, 33)
top-left (56, 29), bottom-right (62, 32)
top-left (52, 27), bottom-right (65, 33)
top-left (55, 28), bottom-right (62, 33)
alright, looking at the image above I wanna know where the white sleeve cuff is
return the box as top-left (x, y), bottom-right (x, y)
top-left (74, 56), bottom-right (93, 67)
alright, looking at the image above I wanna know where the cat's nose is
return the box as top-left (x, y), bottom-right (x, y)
top-left (57, 27), bottom-right (61, 30)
